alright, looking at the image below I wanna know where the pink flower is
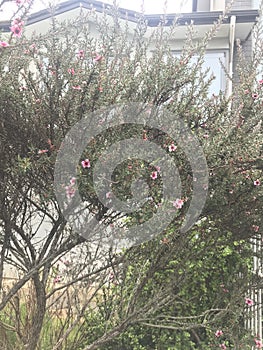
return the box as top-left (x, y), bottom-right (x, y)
top-left (219, 344), bottom-right (226, 350)
top-left (252, 93), bottom-right (258, 99)
top-left (151, 171), bottom-right (158, 180)
top-left (47, 138), bottom-right (55, 151)
top-left (0, 41), bottom-right (9, 47)
top-left (65, 185), bottom-right (75, 199)
top-left (155, 166), bottom-right (161, 172)
top-left (106, 192), bottom-right (112, 199)
top-left (254, 179), bottom-right (261, 186)
top-left (173, 198), bottom-right (184, 209)
top-left (255, 339), bottom-right (263, 349)
top-left (53, 276), bottom-right (62, 283)
top-left (245, 297), bottom-right (254, 306)
top-left (63, 260), bottom-right (70, 266)
top-left (16, 0), bottom-right (30, 5)
top-left (12, 18), bottom-right (24, 26)
top-left (68, 68), bottom-right (75, 75)
top-left (72, 85), bottom-right (82, 90)
top-left (38, 149), bottom-right (48, 154)
top-left (168, 143), bottom-right (177, 152)
top-left (70, 177), bottom-right (76, 185)
top-left (29, 43), bottom-right (37, 53)
top-left (259, 80), bottom-right (263, 85)
top-left (160, 237), bottom-right (169, 244)
top-left (10, 20), bottom-right (24, 37)
top-left (77, 50), bottom-right (84, 59)
top-left (253, 225), bottom-right (260, 232)
top-left (94, 54), bottom-right (103, 62)
top-left (215, 330), bottom-right (223, 337)
top-left (81, 159), bottom-right (91, 168)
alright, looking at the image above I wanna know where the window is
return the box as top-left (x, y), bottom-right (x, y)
top-left (202, 52), bottom-right (227, 95)
top-left (172, 51), bottom-right (227, 95)
top-left (194, 0), bottom-right (226, 12)
top-left (186, 51), bottom-right (227, 95)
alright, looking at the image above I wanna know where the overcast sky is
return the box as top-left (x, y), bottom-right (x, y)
top-left (0, 0), bottom-right (192, 21)
top-left (104, 0), bottom-right (192, 13)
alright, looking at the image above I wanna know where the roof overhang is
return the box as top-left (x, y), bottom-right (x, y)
top-left (0, 0), bottom-right (258, 43)
top-left (147, 9), bottom-right (259, 41)
top-left (147, 10), bottom-right (259, 27)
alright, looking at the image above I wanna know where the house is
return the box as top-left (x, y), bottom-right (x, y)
top-left (0, 0), bottom-right (259, 95)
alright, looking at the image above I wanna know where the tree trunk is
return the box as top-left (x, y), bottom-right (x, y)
top-left (25, 274), bottom-right (46, 350)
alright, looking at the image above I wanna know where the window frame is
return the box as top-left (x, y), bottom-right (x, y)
top-left (171, 49), bottom-right (229, 95)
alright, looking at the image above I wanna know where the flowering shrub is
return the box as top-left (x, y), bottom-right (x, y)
top-left (0, 1), bottom-right (262, 349)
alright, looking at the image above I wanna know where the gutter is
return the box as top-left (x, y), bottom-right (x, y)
top-left (146, 10), bottom-right (258, 27)
top-left (227, 15), bottom-right (236, 98)
top-left (0, 1), bottom-right (259, 32)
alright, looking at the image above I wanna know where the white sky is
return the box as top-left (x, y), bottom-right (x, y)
top-left (104, 0), bottom-right (192, 13)
top-left (0, 0), bottom-right (192, 21)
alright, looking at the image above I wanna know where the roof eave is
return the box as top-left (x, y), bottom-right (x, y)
top-left (0, 0), bottom-right (259, 32)
top-left (146, 10), bottom-right (259, 27)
